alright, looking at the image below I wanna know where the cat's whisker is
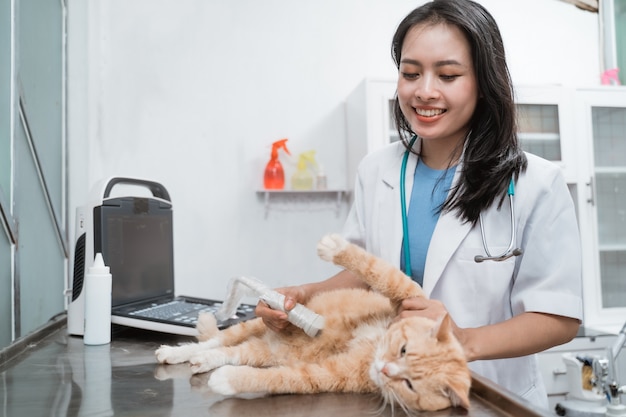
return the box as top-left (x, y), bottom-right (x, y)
top-left (371, 395), bottom-right (390, 416)
top-left (373, 369), bottom-right (419, 417)
top-left (384, 388), bottom-right (404, 417)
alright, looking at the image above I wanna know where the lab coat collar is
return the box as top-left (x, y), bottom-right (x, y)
top-left (381, 137), bottom-right (472, 296)
top-left (424, 142), bottom-right (472, 295)
top-left (423, 183), bottom-right (472, 295)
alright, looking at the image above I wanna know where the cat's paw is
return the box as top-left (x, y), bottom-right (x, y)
top-left (317, 234), bottom-right (349, 262)
top-left (188, 351), bottom-right (226, 374)
top-left (208, 366), bottom-right (237, 395)
top-left (155, 344), bottom-right (196, 364)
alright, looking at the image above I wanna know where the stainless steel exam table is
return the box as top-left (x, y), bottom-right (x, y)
top-left (0, 316), bottom-right (554, 417)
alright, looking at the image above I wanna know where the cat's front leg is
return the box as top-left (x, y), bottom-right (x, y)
top-left (188, 349), bottom-right (235, 374)
top-left (155, 339), bottom-right (220, 364)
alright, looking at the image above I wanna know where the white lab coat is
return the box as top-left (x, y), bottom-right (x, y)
top-left (343, 140), bottom-right (583, 408)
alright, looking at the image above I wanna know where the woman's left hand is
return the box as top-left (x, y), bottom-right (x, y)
top-left (397, 297), bottom-right (470, 359)
top-left (397, 297), bottom-right (450, 322)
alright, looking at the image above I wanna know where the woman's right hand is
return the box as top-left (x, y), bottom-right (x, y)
top-left (255, 285), bottom-right (308, 332)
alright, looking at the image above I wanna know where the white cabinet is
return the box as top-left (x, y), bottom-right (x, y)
top-left (514, 86), bottom-right (626, 333)
top-left (574, 87), bottom-right (626, 332)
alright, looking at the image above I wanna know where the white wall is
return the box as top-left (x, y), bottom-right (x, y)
top-left (66, 0), bottom-right (600, 300)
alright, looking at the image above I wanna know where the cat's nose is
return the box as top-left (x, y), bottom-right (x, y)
top-left (377, 362), bottom-right (393, 377)
top-left (380, 362), bottom-right (399, 377)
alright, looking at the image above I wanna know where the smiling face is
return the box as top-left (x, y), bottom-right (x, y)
top-left (397, 22), bottom-right (478, 157)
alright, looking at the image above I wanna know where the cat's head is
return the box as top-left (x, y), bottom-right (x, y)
top-left (369, 314), bottom-right (471, 412)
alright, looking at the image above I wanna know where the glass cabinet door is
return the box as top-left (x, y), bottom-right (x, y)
top-left (515, 86), bottom-right (580, 219)
top-left (514, 85), bottom-right (578, 184)
top-left (517, 103), bottom-right (561, 161)
top-left (576, 88), bottom-right (626, 330)
top-left (591, 105), bottom-right (626, 309)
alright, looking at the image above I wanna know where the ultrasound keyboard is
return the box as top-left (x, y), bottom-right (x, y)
top-left (128, 300), bottom-right (256, 326)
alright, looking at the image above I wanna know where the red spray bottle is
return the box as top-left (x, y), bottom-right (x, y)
top-left (264, 138), bottom-right (291, 189)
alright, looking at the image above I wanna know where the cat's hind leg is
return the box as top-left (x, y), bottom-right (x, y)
top-left (212, 316), bottom-right (267, 346)
top-left (207, 365), bottom-right (243, 395)
top-left (196, 311), bottom-right (220, 341)
top-left (208, 356), bottom-right (374, 396)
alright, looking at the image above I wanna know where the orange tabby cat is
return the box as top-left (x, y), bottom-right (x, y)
top-left (155, 234), bottom-right (471, 412)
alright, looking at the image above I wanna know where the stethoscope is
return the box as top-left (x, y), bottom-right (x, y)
top-left (400, 136), bottom-right (523, 276)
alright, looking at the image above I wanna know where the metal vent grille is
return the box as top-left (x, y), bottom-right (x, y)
top-left (71, 233), bottom-right (86, 301)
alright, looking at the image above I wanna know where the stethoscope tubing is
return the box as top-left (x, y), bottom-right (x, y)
top-left (400, 136), bottom-right (418, 276)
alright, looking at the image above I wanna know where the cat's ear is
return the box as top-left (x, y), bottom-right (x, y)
top-left (433, 314), bottom-right (454, 343)
top-left (446, 379), bottom-right (471, 410)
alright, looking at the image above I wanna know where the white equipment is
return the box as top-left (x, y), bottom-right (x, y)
top-left (556, 322), bottom-right (626, 417)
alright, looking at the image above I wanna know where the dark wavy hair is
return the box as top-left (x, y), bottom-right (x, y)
top-left (391, 0), bottom-right (527, 224)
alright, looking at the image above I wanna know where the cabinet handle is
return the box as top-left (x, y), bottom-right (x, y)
top-left (553, 368), bottom-right (567, 376)
top-left (586, 176), bottom-right (595, 206)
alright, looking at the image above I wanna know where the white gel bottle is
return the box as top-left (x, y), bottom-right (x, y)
top-left (83, 253), bottom-right (112, 345)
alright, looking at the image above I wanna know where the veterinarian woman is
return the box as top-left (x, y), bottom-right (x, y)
top-left (257, 0), bottom-right (582, 409)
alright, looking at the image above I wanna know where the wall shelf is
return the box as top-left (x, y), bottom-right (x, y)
top-left (257, 189), bottom-right (349, 217)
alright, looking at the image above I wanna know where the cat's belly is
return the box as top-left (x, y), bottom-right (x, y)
top-left (348, 318), bottom-right (389, 347)
top-left (306, 288), bottom-right (394, 318)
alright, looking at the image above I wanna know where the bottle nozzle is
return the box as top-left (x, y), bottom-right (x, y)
top-left (296, 150), bottom-right (318, 171)
top-left (89, 253), bottom-right (110, 274)
top-left (271, 138), bottom-right (291, 159)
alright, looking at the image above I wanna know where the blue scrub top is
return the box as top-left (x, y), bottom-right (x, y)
top-left (400, 160), bottom-right (456, 286)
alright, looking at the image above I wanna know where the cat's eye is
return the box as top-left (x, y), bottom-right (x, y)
top-left (404, 379), bottom-right (414, 391)
top-left (400, 345), bottom-right (407, 356)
